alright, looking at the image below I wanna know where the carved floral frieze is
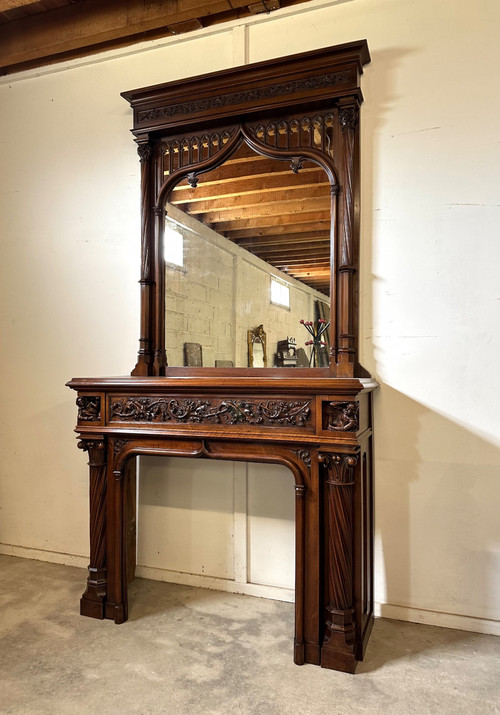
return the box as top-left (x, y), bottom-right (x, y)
top-left (138, 72), bottom-right (351, 124)
top-left (109, 396), bottom-right (311, 427)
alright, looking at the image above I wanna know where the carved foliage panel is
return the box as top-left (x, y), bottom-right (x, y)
top-left (108, 394), bottom-right (313, 429)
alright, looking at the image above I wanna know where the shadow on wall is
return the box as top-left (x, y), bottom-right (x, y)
top-left (374, 383), bottom-right (500, 627)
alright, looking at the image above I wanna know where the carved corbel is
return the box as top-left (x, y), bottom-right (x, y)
top-left (319, 452), bottom-right (358, 671)
top-left (78, 437), bottom-right (108, 618)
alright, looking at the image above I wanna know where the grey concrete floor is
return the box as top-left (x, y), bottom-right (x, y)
top-left (0, 555), bottom-right (499, 715)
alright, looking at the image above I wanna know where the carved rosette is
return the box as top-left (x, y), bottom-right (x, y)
top-left (109, 396), bottom-right (312, 428)
top-left (319, 453), bottom-right (358, 662)
top-left (323, 401), bottom-right (359, 432)
top-left (78, 438), bottom-right (107, 616)
top-left (77, 396), bottom-right (101, 422)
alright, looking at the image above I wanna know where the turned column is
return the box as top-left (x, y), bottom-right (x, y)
top-left (132, 139), bottom-right (154, 376)
top-left (319, 452), bottom-right (358, 672)
top-left (336, 101), bottom-right (359, 377)
top-left (78, 437), bottom-right (108, 619)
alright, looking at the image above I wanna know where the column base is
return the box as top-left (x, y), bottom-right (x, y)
top-left (80, 566), bottom-right (107, 619)
top-left (294, 640), bottom-right (305, 665)
top-left (320, 606), bottom-right (358, 673)
top-left (104, 601), bottom-right (127, 624)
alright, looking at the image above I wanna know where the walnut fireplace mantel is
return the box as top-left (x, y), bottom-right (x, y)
top-left (68, 40), bottom-right (376, 674)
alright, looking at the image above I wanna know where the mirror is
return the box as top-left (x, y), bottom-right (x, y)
top-left (163, 141), bottom-right (331, 368)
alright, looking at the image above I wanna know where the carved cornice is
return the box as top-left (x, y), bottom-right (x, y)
top-left (324, 401), bottom-right (359, 432)
top-left (77, 397), bottom-right (101, 422)
top-left (137, 72), bottom-right (351, 125)
top-left (109, 396), bottom-right (311, 427)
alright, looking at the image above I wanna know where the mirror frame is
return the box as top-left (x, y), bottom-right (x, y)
top-left (248, 325), bottom-right (268, 368)
top-left (121, 39), bottom-right (370, 379)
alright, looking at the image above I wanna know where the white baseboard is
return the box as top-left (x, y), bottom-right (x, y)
top-left (375, 601), bottom-right (500, 637)
top-left (0, 542), bottom-right (88, 569)
top-left (135, 564), bottom-right (295, 603)
top-left (2, 544), bottom-right (499, 635)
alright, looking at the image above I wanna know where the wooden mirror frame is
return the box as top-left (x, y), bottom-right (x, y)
top-left (121, 39), bottom-right (370, 379)
top-left (68, 40), bottom-right (376, 675)
top-left (248, 325), bottom-right (268, 368)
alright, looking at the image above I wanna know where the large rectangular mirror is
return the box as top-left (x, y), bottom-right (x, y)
top-left (163, 140), bottom-right (332, 368)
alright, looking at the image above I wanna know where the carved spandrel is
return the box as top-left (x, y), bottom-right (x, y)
top-left (109, 396), bottom-right (312, 427)
top-left (293, 448), bottom-right (312, 473)
top-left (323, 401), bottom-right (359, 432)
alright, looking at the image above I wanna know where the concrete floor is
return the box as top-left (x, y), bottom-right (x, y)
top-left (1, 555), bottom-right (499, 715)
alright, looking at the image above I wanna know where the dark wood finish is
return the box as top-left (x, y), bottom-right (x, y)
top-left (68, 42), bottom-right (376, 674)
top-left (0, 0), bottom-right (316, 75)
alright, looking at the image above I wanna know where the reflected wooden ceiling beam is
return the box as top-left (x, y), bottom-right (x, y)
top-left (277, 264), bottom-right (331, 271)
top-left (199, 202), bottom-right (330, 222)
top-left (171, 170), bottom-right (327, 201)
top-left (211, 212), bottom-right (331, 232)
top-left (254, 242), bottom-right (330, 256)
top-left (182, 162), bottom-right (321, 187)
top-left (232, 231), bottom-right (330, 247)
top-left (174, 186), bottom-right (330, 213)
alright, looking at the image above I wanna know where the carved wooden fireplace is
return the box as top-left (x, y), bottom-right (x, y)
top-left (68, 39), bottom-right (376, 674)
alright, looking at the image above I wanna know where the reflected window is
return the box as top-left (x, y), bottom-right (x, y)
top-left (164, 222), bottom-right (183, 268)
top-left (270, 278), bottom-right (290, 308)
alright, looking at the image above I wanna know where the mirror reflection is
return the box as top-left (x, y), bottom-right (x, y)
top-left (164, 142), bottom-right (331, 367)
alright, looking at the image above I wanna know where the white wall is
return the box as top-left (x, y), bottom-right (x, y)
top-left (0, 0), bottom-right (499, 633)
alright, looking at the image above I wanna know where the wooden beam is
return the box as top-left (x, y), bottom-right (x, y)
top-left (232, 231), bottom-right (330, 247)
top-left (197, 200), bottom-right (331, 223)
top-left (171, 167), bottom-right (326, 200)
top-left (0, 0), bottom-right (316, 74)
top-left (174, 185), bottom-right (330, 213)
top-left (0, 0), bottom-right (40, 10)
top-left (212, 212), bottom-right (331, 232)
top-left (0, 0), bottom-right (250, 73)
